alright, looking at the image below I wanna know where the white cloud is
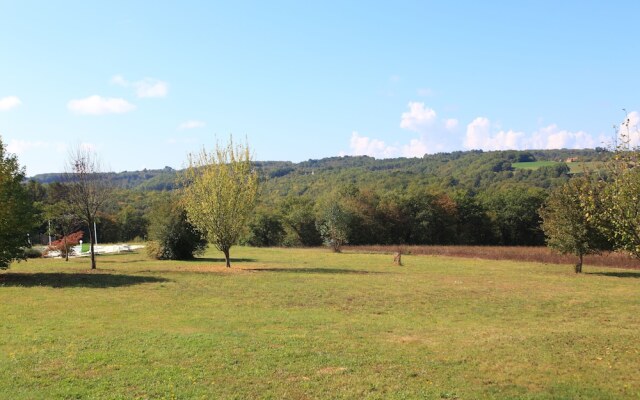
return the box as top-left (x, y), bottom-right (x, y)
top-left (402, 139), bottom-right (428, 158)
top-left (400, 102), bottom-right (437, 132)
top-left (110, 74), bottom-right (128, 86)
top-left (111, 75), bottom-right (168, 98)
top-left (133, 78), bottom-right (168, 98)
top-left (178, 120), bottom-right (206, 130)
top-left (0, 96), bottom-right (22, 111)
top-left (529, 124), bottom-right (595, 149)
top-left (67, 95), bottom-right (136, 115)
top-left (464, 117), bottom-right (600, 151)
top-left (348, 131), bottom-right (398, 158)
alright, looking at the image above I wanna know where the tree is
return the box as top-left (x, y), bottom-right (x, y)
top-left (541, 177), bottom-right (611, 273)
top-left (316, 193), bottom-right (351, 252)
top-left (245, 211), bottom-right (285, 247)
top-left (279, 195), bottom-right (322, 246)
top-left (0, 136), bottom-right (35, 269)
top-left (181, 138), bottom-right (258, 267)
top-left (147, 197), bottom-right (207, 260)
top-left (65, 147), bottom-right (111, 269)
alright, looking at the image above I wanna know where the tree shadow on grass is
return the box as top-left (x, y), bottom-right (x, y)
top-left (246, 267), bottom-right (384, 275)
top-left (188, 258), bottom-right (257, 263)
top-left (586, 271), bottom-right (640, 279)
top-left (0, 273), bottom-right (169, 288)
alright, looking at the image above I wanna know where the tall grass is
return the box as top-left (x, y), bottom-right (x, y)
top-left (345, 245), bottom-right (640, 269)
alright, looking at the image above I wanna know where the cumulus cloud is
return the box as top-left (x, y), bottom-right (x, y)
top-left (67, 95), bottom-right (136, 115)
top-left (348, 131), bottom-right (398, 158)
top-left (111, 75), bottom-right (168, 98)
top-left (402, 139), bottom-right (429, 158)
top-left (347, 102), bottom-right (618, 160)
top-left (464, 117), bottom-right (601, 151)
top-left (400, 102), bottom-right (437, 132)
top-left (0, 96), bottom-right (22, 111)
top-left (134, 78), bottom-right (168, 98)
top-left (178, 120), bottom-right (206, 130)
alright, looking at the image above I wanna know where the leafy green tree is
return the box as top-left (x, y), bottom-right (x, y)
top-left (245, 211), bottom-right (285, 247)
top-left (316, 193), bottom-right (351, 252)
top-left (585, 118), bottom-right (640, 259)
top-left (279, 195), bottom-right (322, 246)
top-left (541, 177), bottom-right (611, 273)
top-left (482, 186), bottom-right (547, 246)
top-left (147, 198), bottom-right (207, 260)
top-left (181, 138), bottom-right (258, 267)
top-left (0, 136), bottom-right (35, 269)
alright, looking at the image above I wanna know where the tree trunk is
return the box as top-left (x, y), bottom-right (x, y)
top-left (89, 223), bottom-right (96, 270)
top-left (64, 236), bottom-right (69, 262)
top-left (575, 253), bottom-right (583, 274)
top-left (223, 247), bottom-right (231, 268)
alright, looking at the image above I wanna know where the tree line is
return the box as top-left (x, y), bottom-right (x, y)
top-left (3, 131), bottom-right (639, 272)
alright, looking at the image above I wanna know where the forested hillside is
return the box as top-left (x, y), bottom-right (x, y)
top-left (27, 148), bottom-right (610, 248)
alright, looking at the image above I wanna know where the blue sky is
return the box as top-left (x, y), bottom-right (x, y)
top-left (1, 1), bottom-right (639, 176)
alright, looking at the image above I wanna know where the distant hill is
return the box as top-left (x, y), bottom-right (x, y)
top-left (29, 148), bottom-right (610, 197)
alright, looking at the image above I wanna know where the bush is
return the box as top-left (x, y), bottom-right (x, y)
top-left (147, 199), bottom-right (207, 260)
top-left (44, 231), bottom-right (84, 259)
top-left (23, 247), bottom-right (42, 258)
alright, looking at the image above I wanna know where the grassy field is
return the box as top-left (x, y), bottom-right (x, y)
top-left (1, 247), bottom-right (639, 399)
top-left (512, 160), bottom-right (604, 175)
top-left (512, 161), bottom-right (561, 170)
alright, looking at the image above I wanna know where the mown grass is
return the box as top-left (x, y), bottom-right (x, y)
top-left (512, 160), bottom-right (605, 175)
top-left (512, 161), bottom-right (560, 170)
top-left (1, 247), bottom-right (639, 399)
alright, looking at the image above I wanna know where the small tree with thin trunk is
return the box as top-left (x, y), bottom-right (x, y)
top-left (540, 176), bottom-right (610, 273)
top-left (65, 147), bottom-right (111, 269)
top-left (181, 138), bottom-right (258, 267)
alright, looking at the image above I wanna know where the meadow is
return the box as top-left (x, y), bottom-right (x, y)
top-left (1, 247), bottom-right (639, 399)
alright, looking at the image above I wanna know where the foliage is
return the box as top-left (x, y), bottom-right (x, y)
top-left (481, 186), bottom-right (547, 246)
top-left (279, 195), bottom-right (322, 246)
top-left (45, 231), bottom-right (84, 258)
top-left (315, 194), bottom-right (352, 252)
top-left (245, 211), bottom-right (285, 247)
top-left (23, 247), bottom-right (43, 259)
top-left (0, 136), bottom-right (35, 269)
top-left (584, 118), bottom-right (640, 259)
top-left (540, 177), bottom-right (611, 272)
top-left (181, 138), bottom-right (258, 267)
top-left (146, 197), bottom-right (207, 260)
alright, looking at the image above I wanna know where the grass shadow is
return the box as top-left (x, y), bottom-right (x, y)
top-left (0, 272), bottom-right (169, 288)
top-left (586, 271), bottom-right (640, 279)
top-left (246, 267), bottom-right (384, 275)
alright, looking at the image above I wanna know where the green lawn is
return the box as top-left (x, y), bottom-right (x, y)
top-left (512, 160), bottom-right (605, 175)
top-left (512, 161), bottom-right (561, 170)
top-left (1, 247), bottom-right (639, 399)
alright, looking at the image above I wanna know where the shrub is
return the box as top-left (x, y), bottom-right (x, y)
top-left (45, 231), bottom-right (84, 259)
top-left (23, 247), bottom-right (43, 258)
top-left (147, 200), bottom-right (207, 260)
